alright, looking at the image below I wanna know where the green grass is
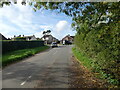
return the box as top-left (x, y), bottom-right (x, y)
top-left (1, 46), bottom-right (49, 67)
top-left (72, 47), bottom-right (93, 69)
top-left (72, 47), bottom-right (119, 88)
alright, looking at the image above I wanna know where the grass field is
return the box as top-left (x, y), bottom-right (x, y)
top-left (1, 46), bottom-right (50, 67)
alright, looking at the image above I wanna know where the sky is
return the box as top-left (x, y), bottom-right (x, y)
top-left (0, 2), bottom-right (76, 40)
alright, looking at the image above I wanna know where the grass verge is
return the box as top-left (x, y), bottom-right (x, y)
top-left (1, 46), bottom-right (50, 67)
top-left (72, 47), bottom-right (93, 69)
top-left (72, 47), bottom-right (119, 88)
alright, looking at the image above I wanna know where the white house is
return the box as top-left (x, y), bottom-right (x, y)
top-left (12, 35), bottom-right (37, 41)
top-left (24, 35), bottom-right (37, 41)
top-left (41, 35), bottom-right (59, 44)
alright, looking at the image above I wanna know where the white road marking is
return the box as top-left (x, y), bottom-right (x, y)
top-left (20, 76), bottom-right (32, 86)
top-left (6, 72), bottom-right (13, 75)
top-left (28, 76), bottom-right (32, 78)
top-left (53, 51), bottom-right (57, 55)
top-left (20, 81), bottom-right (26, 85)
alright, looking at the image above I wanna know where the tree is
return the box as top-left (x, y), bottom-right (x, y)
top-left (42, 30), bottom-right (51, 36)
top-left (46, 30), bottom-right (51, 35)
top-left (43, 31), bottom-right (46, 35)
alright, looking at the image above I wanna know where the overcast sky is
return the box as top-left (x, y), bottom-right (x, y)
top-left (0, 2), bottom-right (76, 40)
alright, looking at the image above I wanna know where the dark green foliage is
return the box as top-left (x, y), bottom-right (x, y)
top-left (2, 41), bottom-right (44, 54)
top-left (14, 37), bottom-right (26, 41)
top-left (74, 22), bottom-right (120, 85)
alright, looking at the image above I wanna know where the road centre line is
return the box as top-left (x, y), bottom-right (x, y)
top-left (20, 49), bottom-right (52, 86)
top-left (6, 72), bottom-right (13, 75)
top-left (20, 81), bottom-right (26, 86)
top-left (28, 76), bottom-right (32, 78)
top-left (53, 51), bottom-right (57, 55)
top-left (20, 75), bottom-right (32, 86)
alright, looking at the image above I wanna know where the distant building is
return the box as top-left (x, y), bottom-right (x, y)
top-left (62, 35), bottom-right (74, 44)
top-left (0, 33), bottom-right (7, 40)
top-left (41, 35), bottom-right (59, 44)
top-left (12, 35), bottom-right (37, 41)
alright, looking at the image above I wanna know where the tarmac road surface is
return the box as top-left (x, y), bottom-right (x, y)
top-left (2, 45), bottom-right (73, 88)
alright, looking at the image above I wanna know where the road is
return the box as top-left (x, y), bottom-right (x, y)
top-left (2, 45), bottom-right (73, 88)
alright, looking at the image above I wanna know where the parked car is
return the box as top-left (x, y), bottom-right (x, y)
top-left (63, 40), bottom-right (72, 45)
top-left (51, 42), bottom-right (58, 48)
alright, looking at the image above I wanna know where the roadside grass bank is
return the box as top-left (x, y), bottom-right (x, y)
top-left (72, 47), bottom-right (119, 88)
top-left (1, 46), bottom-right (50, 67)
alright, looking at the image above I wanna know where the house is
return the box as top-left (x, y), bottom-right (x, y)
top-left (41, 35), bottom-right (59, 44)
top-left (0, 33), bottom-right (8, 40)
top-left (12, 35), bottom-right (37, 41)
top-left (23, 35), bottom-right (37, 41)
top-left (62, 34), bottom-right (74, 45)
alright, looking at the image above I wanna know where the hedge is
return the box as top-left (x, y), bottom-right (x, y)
top-left (74, 22), bottom-right (120, 86)
top-left (1, 41), bottom-right (44, 54)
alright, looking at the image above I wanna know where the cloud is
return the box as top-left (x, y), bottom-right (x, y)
top-left (55, 20), bottom-right (68, 32)
top-left (51, 20), bottom-right (74, 40)
top-left (34, 25), bottom-right (53, 38)
top-left (0, 22), bottom-right (21, 38)
top-left (0, 3), bottom-right (75, 40)
top-left (0, 3), bottom-right (32, 24)
top-left (34, 31), bottom-right (43, 38)
top-left (0, 3), bottom-right (39, 38)
top-left (39, 25), bottom-right (53, 31)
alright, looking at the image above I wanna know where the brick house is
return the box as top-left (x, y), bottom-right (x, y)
top-left (61, 34), bottom-right (74, 44)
